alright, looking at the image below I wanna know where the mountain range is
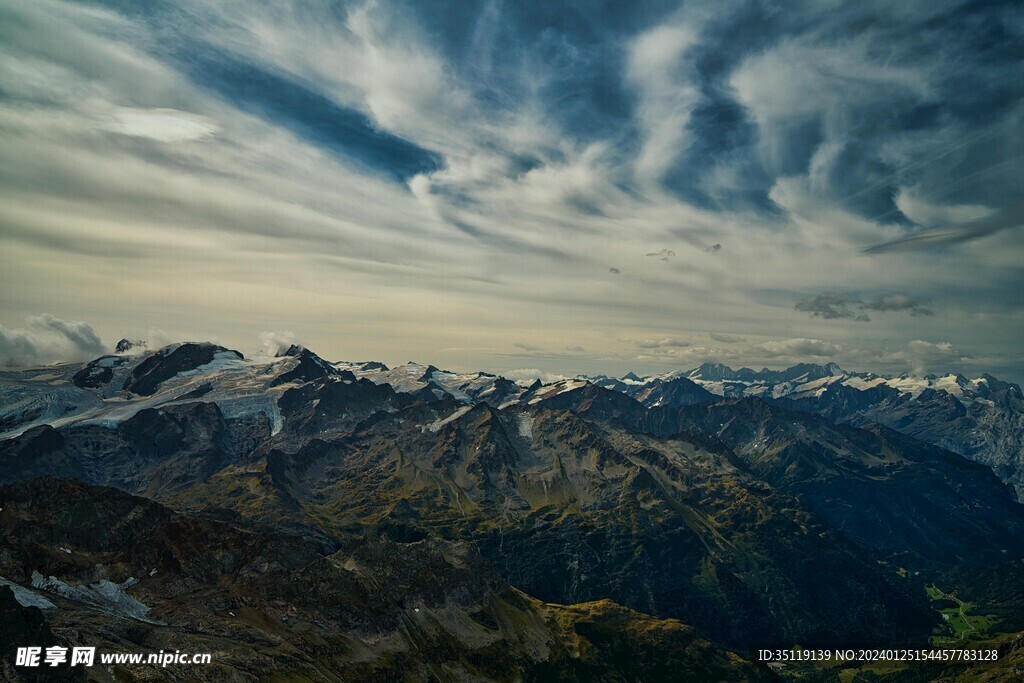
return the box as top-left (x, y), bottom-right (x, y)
top-left (589, 361), bottom-right (1024, 500)
top-left (2, 341), bottom-right (1023, 681)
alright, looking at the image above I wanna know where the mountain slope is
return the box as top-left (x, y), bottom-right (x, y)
top-left (650, 398), bottom-right (1024, 568)
top-left (168, 398), bottom-right (936, 650)
top-left (0, 477), bottom-right (769, 682)
top-left (600, 362), bottom-right (1024, 499)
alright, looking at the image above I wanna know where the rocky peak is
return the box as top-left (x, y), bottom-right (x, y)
top-left (114, 338), bottom-right (146, 354)
top-left (123, 343), bottom-right (243, 396)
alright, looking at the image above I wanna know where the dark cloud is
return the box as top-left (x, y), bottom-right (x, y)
top-left (796, 293), bottom-right (937, 320)
top-left (862, 295), bottom-right (934, 316)
top-left (709, 333), bottom-right (745, 343)
top-left (514, 342), bottom-right (541, 352)
top-left (644, 249), bottom-right (675, 258)
top-left (608, 266), bottom-right (621, 274)
top-left (794, 294), bottom-right (862, 320)
top-left (704, 244), bottom-right (722, 253)
top-left (864, 201), bottom-right (1024, 253)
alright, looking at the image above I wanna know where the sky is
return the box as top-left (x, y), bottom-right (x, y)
top-left (1, 0), bottom-right (1022, 382)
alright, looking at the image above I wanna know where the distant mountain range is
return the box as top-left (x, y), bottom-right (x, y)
top-left (1, 342), bottom-right (1023, 680)
top-left (586, 361), bottom-right (1024, 500)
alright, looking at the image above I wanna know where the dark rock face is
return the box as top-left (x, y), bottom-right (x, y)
top-left (528, 382), bottom-right (649, 426)
top-left (0, 587), bottom-right (82, 682)
top-left (115, 338), bottom-right (146, 354)
top-left (779, 380), bottom-right (903, 419)
top-left (0, 425), bottom-right (81, 484)
top-left (0, 402), bottom-right (268, 497)
top-left (71, 356), bottom-right (118, 389)
top-left (631, 376), bottom-right (716, 408)
top-left (477, 376), bottom-right (523, 406)
top-left (123, 343), bottom-right (242, 396)
top-left (271, 346), bottom-right (342, 386)
top-left (408, 379), bottom-right (452, 402)
top-left (276, 377), bottom-right (411, 440)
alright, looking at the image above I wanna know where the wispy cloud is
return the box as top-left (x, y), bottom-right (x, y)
top-left (709, 333), bottom-right (745, 344)
top-left (862, 295), bottom-right (934, 317)
top-left (636, 338), bottom-right (692, 349)
top-left (864, 201), bottom-right (1024, 253)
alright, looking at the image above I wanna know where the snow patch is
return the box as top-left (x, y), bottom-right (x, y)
top-left (31, 571), bottom-right (158, 623)
top-left (0, 577), bottom-right (56, 609)
top-left (515, 414), bottom-right (533, 439)
top-left (528, 379), bottom-right (588, 404)
top-left (426, 405), bottom-right (473, 432)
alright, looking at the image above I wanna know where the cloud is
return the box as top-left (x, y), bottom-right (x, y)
top-left (564, 345), bottom-right (585, 353)
top-left (709, 333), bottom-right (745, 343)
top-left (146, 328), bottom-right (175, 350)
top-left (258, 330), bottom-right (298, 356)
top-left (893, 189), bottom-right (994, 227)
top-left (105, 107), bottom-right (218, 143)
top-left (900, 340), bottom-right (971, 376)
top-left (628, 22), bottom-right (701, 186)
top-left (502, 368), bottom-right (564, 384)
top-left (862, 295), bottom-right (934, 317)
top-left (704, 244), bottom-right (721, 253)
top-left (907, 340), bottom-right (957, 355)
top-left (794, 294), bottom-right (861, 320)
top-left (0, 314), bottom-right (107, 367)
top-left (796, 293), bottom-right (936, 320)
top-left (0, 0), bottom-right (1020, 383)
top-left (864, 201), bottom-right (1024, 253)
top-left (514, 342), bottom-right (541, 352)
top-left (608, 267), bottom-right (620, 274)
top-left (754, 338), bottom-right (843, 359)
top-left (635, 338), bottom-right (692, 349)
top-left (633, 344), bottom-right (741, 365)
